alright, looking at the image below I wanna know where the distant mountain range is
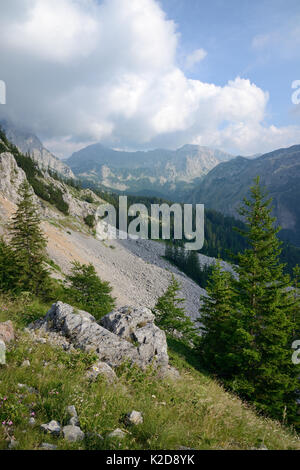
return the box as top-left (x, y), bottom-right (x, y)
top-left (0, 120), bottom-right (74, 179)
top-left (188, 145), bottom-right (300, 247)
top-left (66, 143), bottom-right (234, 198)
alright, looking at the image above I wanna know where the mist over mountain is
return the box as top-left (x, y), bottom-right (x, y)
top-left (0, 120), bottom-right (74, 179)
top-left (188, 145), bottom-right (300, 247)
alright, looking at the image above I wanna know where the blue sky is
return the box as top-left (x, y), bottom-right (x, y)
top-left (161, 0), bottom-right (300, 128)
top-left (0, 0), bottom-right (299, 157)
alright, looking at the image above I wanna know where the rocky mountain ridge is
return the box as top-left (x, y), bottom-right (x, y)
top-left (66, 142), bottom-right (234, 198)
top-left (189, 144), bottom-right (300, 247)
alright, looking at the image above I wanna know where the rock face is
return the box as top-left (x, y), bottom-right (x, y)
top-left (0, 320), bottom-right (15, 344)
top-left (31, 302), bottom-right (169, 370)
top-left (0, 152), bottom-right (27, 203)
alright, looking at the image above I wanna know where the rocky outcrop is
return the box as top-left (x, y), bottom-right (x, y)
top-left (30, 302), bottom-right (169, 370)
top-left (0, 152), bottom-right (27, 203)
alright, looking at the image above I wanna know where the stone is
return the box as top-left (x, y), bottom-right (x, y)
top-left (40, 420), bottom-right (61, 436)
top-left (62, 425), bottom-right (85, 442)
top-left (21, 360), bottom-right (30, 367)
top-left (8, 439), bottom-right (18, 449)
top-left (125, 410), bottom-right (143, 426)
top-left (86, 361), bottom-right (117, 384)
top-left (66, 405), bottom-right (79, 426)
top-left (0, 340), bottom-right (6, 365)
top-left (107, 428), bottom-right (126, 439)
top-left (28, 417), bottom-right (36, 426)
top-left (157, 365), bottom-right (180, 381)
top-left (39, 443), bottom-right (58, 450)
top-left (0, 320), bottom-right (14, 344)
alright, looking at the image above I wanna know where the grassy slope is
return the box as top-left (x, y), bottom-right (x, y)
top-left (0, 296), bottom-right (299, 451)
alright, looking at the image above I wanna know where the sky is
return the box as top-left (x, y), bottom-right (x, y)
top-left (0, 0), bottom-right (300, 158)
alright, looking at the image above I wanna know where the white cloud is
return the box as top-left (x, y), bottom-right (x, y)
top-left (185, 48), bottom-right (207, 70)
top-left (0, 0), bottom-right (299, 157)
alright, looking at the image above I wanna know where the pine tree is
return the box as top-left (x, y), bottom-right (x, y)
top-left (153, 275), bottom-right (197, 344)
top-left (232, 177), bottom-right (299, 425)
top-left (8, 181), bottom-right (49, 296)
top-left (65, 261), bottom-right (115, 320)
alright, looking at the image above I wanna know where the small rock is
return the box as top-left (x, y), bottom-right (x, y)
top-left (108, 428), bottom-right (126, 439)
top-left (125, 410), bottom-right (143, 426)
top-left (0, 340), bottom-right (6, 365)
top-left (0, 321), bottom-right (15, 344)
top-left (40, 420), bottom-right (61, 436)
top-left (8, 439), bottom-right (18, 449)
top-left (39, 443), bottom-right (58, 450)
top-left (62, 425), bottom-right (85, 442)
top-left (28, 417), bottom-right (36, 426)
top-left (66, 405), bottom-right (79, 426)
top-left (157, 366), bottom-right (180, 381)
top-left (21, 360), bottom-right (31, 367)
top-left (86, 361), bottom-right (117, 384)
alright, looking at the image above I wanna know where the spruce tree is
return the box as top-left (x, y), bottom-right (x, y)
top-left (199, 262), bottom-right (242, 376)
top-left (65, 261), bottom-right (115, 320)
top-left (153, 275), bottom-right (197, 344)
top-left (232, 177), bottom-right (299, 425)
top-left (9, 181), bottom-right (49, 296)
top-left (0, 237), bottom-right (17, 292)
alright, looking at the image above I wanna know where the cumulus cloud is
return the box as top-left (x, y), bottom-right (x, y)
top-left (0, 0), bottom-right (299, 157)
top-left (185, 48), bottom-right (207, 70)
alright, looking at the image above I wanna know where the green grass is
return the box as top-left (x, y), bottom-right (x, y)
top-left (0, 296), bottom-right (299, 451)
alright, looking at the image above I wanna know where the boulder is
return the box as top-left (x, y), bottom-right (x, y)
top-left (40, 420), bottom-right (61, 436)
top-left (86, 361), bottom-right (117, 384)
top-left (0, 321), bottom-right (15, 344)
top-left (101, 306), bottom-right (169, 368)
top-left (62, 425), bottom-right (85, 442)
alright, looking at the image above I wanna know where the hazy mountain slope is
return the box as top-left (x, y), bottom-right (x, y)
top-left (66, 143), bottom-right (234, 198)
top-left (189, 145), bottom-right (300, 246)
top-left (0, 120), bottom-right (74, 179)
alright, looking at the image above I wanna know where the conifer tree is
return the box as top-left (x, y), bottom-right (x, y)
top-left (153, 275), bottom-right (197, 344)
top-left (9, 181), bottom-right (49, 295)
top-left (65, 261), bottom-right (115, 320)
top-left (0, 237), bottom-right (17, 292)
top-left (199, 262), bottom-right (243, 376)
top-left (232, 177), bottom-right (299, 424)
